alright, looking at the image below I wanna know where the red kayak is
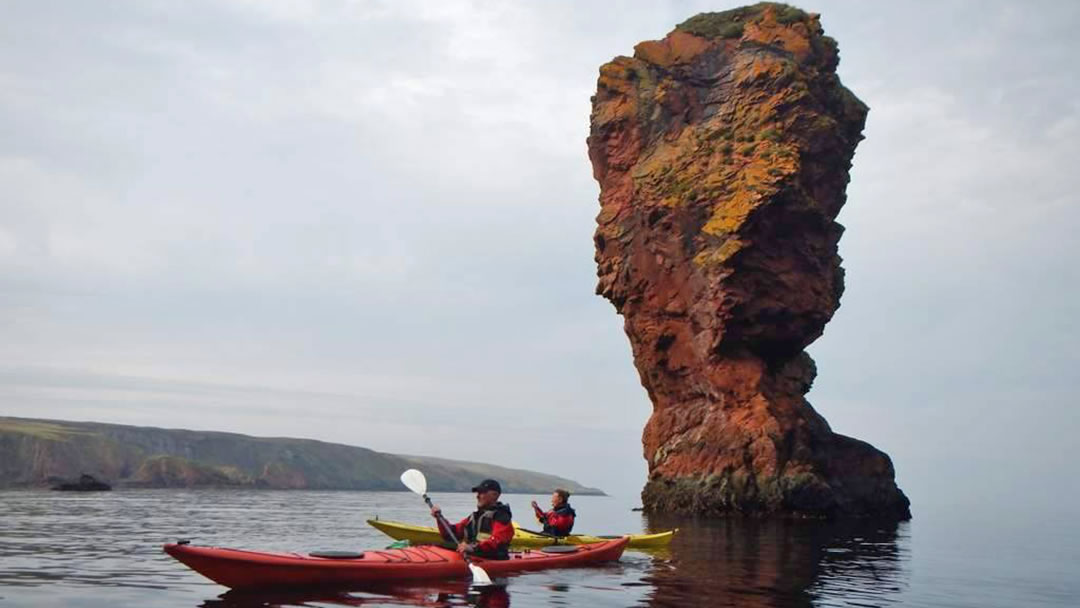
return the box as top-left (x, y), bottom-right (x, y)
top-left (163, 537), bottom-right (629, 589)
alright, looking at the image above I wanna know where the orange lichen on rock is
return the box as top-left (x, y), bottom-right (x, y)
top-left (742, 5), bottom-right (816, 62)
top-left (633, 30), bottom-right (712, 68)
top-left (587, 2), bottom-right (910, 518)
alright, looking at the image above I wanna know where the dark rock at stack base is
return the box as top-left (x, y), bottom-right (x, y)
top-left (587, 3), bottom-right (910, 519)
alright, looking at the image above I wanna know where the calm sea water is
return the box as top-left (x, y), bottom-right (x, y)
top-left (0, 489), bottom-right (1076, 607)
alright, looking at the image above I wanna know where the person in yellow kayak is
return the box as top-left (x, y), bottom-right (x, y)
top-left (430, 479), bottom-right (514, 559)
top-left (531, 488), bottom-right (576, 536)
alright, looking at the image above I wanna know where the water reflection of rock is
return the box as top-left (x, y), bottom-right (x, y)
top-left (640, 515), bottom-right (909, 607)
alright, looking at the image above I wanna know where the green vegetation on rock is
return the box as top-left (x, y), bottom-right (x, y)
top-left (676, 3), bottom-right (809, 40)
top-left (0, 419), bottom-right (91, 441)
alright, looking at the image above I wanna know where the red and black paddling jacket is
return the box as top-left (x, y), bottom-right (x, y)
top-left (437, 502), bottom-right (514, 559)
top-left (533, 502), bottom-right (576, 536)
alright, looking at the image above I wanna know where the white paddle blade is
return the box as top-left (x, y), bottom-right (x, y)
top-left (468, 563), bottom-right (493, 585)
top-left (400, 469), bottom-right (427, 495)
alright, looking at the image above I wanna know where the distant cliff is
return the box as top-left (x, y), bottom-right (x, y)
top-left (587, 3), bottom-right (908, 518)
top-left (0, 417), bottom-right (603, 494)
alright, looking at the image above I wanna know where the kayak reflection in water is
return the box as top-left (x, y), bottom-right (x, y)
top-left (209, 583), bottom-right (511, 608)
top-left (531, 488), bottom-right (576, 537)
top-left (429, 478), bottom-right (514, 560)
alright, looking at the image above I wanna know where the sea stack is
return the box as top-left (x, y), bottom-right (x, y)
top-left (587, 3), bottom-right (910, 518)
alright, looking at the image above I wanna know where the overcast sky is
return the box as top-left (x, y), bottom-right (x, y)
top-left (2, 1), bottom-right (1077, 510)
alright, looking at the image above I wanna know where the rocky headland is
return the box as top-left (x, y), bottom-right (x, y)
top-left (587, 3), bottom-right (909, 518)
top-left (0, 417), bottom-right (604, 494)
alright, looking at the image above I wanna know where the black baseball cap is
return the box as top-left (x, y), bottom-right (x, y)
top-left (471, 479), bottom-right (502, 493)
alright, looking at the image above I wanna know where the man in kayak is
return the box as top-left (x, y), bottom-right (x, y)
top-left (531, 488), bottom-right (576, 536)
top-left (430, 478), bottom-right (514, 559)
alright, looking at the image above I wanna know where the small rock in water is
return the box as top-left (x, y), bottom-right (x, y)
top-left (51, 473), bottom-right (111, 492)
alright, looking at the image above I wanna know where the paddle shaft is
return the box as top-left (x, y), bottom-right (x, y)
top-left (400, 469), bottom-right (491, 584)
top-left (517, 525), bottom-right (563, 540)
top-left (424, 494), bottom-right (497, 584)
top-left (424, 494), bottom-right (465, 546)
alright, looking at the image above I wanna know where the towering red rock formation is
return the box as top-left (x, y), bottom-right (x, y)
top-left (588, 3), bottom-right (909, 518)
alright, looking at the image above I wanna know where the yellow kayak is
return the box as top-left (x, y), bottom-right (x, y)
top-left (519, 524), bottom-right (677, 548)
top-left (366, 519), bottom-right (676, 549)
